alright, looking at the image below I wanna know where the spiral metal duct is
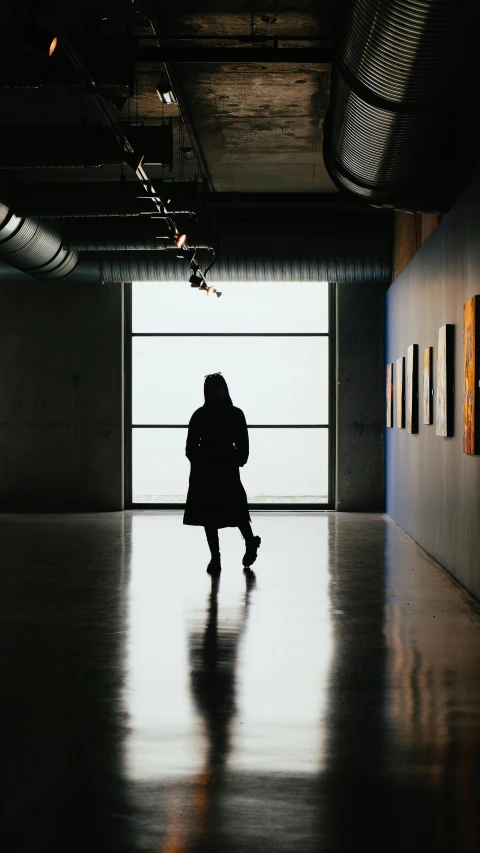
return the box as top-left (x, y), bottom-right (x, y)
top-left (324, 0), bottom-right (474, 208)
top-left (0, 203), bottom-right (78, 279)
top-left (95, 215), bottom-right (392, 284)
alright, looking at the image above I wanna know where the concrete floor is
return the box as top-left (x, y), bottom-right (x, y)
top-left (1, 511), bottom-right (479, 852)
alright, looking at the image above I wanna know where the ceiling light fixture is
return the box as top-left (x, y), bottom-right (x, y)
top-left (174, 233), bottom-right (187, 249)
top-left (124, 151), bottom-right (145, 177)
top-left (189, 272), bottom-right (203, 287)
top-left (156, 82), bottom-right (176, 104)
top-left (20, 24), bottom-right (58, 57)
top-left (180, 146), bottom-right (195, 161)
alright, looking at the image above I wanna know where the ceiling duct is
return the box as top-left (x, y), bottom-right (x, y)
top-left (0, 202), bottom-right (78, 279)
top-left (92, 215), bottom-right (392, 284)
top-left (0, 213), bottom-right (392, 285)
top-left (323, 0), bottom-right (477, 210)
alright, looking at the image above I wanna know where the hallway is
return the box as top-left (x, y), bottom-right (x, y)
top-left (1, 511), bottom-right (479, 852)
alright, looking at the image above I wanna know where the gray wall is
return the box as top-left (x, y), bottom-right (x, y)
top-left (336, 282), bottom-right (387, 511)
top-left (386, 170), bottom-right (480, 601)
top-left (0, 278), bottom-right (124, 510)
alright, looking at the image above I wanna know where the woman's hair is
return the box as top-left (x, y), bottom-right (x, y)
top-left (204, 373), bottom-right (233, 406)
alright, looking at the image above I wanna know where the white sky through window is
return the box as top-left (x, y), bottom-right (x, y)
top-left (132, 281), bottom-right (330, 503)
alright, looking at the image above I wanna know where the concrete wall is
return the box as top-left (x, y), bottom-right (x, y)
top-left (336, 282), bottom-right (387, 511)
top-left (386, 170), bottom-right (480, 601)
top-left (0, 278), bottom-right (124, 510)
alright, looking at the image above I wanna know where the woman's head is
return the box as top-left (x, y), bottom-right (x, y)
top-left (204, 372), bottom-right (232, 405)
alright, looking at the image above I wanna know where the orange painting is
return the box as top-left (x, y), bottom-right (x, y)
top-left (463, 296), bottom-right (479, 454)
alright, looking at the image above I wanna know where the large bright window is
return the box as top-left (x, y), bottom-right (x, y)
top-left (129, 281), bottom-right (333, 506)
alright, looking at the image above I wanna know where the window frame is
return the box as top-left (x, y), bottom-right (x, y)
top-left (124, 281), bottom-right (336, 510)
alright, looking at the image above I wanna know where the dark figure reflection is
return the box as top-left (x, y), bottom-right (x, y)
top-left (183, 373), bottom-right (261, 572)
top-left (186, 570), bottom-right (256, 852)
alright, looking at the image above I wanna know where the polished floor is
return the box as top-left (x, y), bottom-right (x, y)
top-left (1, 511), bottom-right (479, 852)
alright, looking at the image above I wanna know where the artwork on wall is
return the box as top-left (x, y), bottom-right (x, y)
top-left (463, 296), bottom-right (479, 454)
top-left (423, 346), bottom-right (433, 425)
top-left (396, 356), bottom-right (405, 429)
top-left (436, 324), bottom-right (454, 437)
top-left (386, 363), bottom-right (394, 428)
top-left (406, 344), bottom-right (419, 433)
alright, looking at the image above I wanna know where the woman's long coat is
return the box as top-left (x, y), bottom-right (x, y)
top-left (183, 403), bottom-right (251, 528)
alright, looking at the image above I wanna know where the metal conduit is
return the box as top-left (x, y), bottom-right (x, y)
top-left (0, 202), bottom-right (78, 279)
top-left (323, 0), bottom-right (477, 209)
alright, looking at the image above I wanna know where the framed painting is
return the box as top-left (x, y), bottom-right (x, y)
top-left (436, 324), bottom-right (454, 437)
top-left (386, 363), bottom-right (394, 428)
top-left (423, 347), bottom-right (433, 425)
top-left (463, 296), bottom-right (479, 454)
top-left (406, 344), bottom-right (418, 434)
top-left (396, 356), bottom-right (405, 429)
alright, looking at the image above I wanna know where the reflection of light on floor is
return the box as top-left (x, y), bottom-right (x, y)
top-left (133, 495), bottom-right (328, 504)
top-left (125, 514), bottom-right (206, 781)
top-left (231, 516), bottom-right (333, 775)
top-left (124, 513), bottom-right (333, 783)
top-left (384, 524), bottom-right (468, 789)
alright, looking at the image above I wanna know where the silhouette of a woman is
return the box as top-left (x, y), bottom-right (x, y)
top-left (183, 373), bottom-right (261, 573)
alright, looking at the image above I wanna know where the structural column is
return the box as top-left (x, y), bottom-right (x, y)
top-left (336, 281), bottom-right (386, 511)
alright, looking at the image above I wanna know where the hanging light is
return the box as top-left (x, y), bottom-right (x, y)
top-left (206, 286), bottom-right (222, 298)
top-left (180, 146), bottom-right (195, 161)
top-left (156, 82), bottom-right (176, 104)
top-left (174, 233), bottom-right (187, 249)
top-left (124, 151), bottom-right (145, 177)
top-left (20, 24), bottom-right (58, 57)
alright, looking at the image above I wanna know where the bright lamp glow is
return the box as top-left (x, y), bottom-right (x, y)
top-left (175, 233), bottom-right (187, 249)
top-left (21, 24), bottom-right (59, 57)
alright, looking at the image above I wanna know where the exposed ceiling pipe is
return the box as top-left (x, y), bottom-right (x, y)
top-left (0, 202), bottom-right (78, 279)
top-left (323, 0), bottom-right (479, 210)
top-left (88, 212), bottom-right (392, 283)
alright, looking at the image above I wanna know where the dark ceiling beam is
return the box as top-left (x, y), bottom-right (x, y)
top-left (137, 35), bottom-right (330, 42)
top-left (0, 125), bottom-right (173, 170)
top-left (0, 36), bottom-right (133, 88)
top-left (63, 217), bottom-right (214, 250)
top-left (10, 182), bottom-right (380, 219)
top-left (11, 181), bottom-right (198, 218)
top-left (135, 47), bottom-right (332, 64)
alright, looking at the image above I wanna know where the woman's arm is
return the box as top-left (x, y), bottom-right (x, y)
top-left (234, 409), bottom-right (249, 467)
top-left (185, 411), bottom-right (202, 462)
